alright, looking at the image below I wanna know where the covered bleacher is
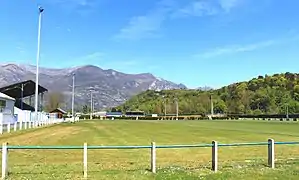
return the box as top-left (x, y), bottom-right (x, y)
top-left (0, 80), bottom-right (48, 111)
top-left (0, 80), bottom-right (66, 126)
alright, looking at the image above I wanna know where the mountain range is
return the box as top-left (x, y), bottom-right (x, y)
top-left (0, 63), bottom-right (187, 110)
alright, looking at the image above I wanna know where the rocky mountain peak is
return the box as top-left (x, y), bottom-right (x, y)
top-left (0, 63), bottom-right (187, 110)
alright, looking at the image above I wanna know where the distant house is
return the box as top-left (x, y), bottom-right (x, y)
top-left (125, 111), bottom-right (145, 117)
top-left (49, 108), bottom-right (67, 119)
top-left (93, 111), bottom-right (107, 117)
top-left (106, 112), bottom-right (122, 117)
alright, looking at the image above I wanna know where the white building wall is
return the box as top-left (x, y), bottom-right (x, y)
top-left (0, 97), bottom-right (15, 114)
top-left (0, 96), bottom-right (16, 125)
top-left (14, 107), bottom-right (32, 122)
top-left (14, 107), bottom-right (49, 122)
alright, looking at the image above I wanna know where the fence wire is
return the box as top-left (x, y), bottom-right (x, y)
top-left (3, 142), bottom-right (299, 179)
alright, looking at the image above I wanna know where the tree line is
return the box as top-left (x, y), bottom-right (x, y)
top-left (117, 72), bottom-right (299, 115)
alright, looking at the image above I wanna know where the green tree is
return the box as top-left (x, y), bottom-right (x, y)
top-left (293, 85), bottom-right (299, 101)
top-left (82, 105), bottom-right (90, 114)
top-left (214, 100), bottom-right (227, 114)
top-left (116, 72), bottom-right (299, 115)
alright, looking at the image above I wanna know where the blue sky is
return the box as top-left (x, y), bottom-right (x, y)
top-left (1, 0), bottom-right (299, 88)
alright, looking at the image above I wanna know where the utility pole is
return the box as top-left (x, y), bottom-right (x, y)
top-left (286, 104), bottom-right (289, 119)
top-left (72, 73), bottom-right (75, 122)
top-left (174, 98), bottom-right (178, 120)
top-left (162, 96), bottom-right (166, 117)
top-left (90, 91), bottom-right (93, 120)
top-left (210, 95), bottom-right (214, 117)
top-left (34, 6), bottom-right (44, 125)
top-left (164, 101), bottom-right (166, 117)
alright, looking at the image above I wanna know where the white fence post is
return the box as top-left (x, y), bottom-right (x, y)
top-left (2, 142), bottom-right (8, 179)
top-left (25, 122), bottom-right (27, 130)
top-left (29, 122), bottom-right (31, 129)
top-left (0, 123), bottom-right (3, 134)
top-left (212, 141), bottom-right (218, 172)
top-left (14, 123), bottom-right (17, 132)
top-left (151, 142), bottom-right (156, 173)
top-left (19, 121), bottom-right (22, 130)
top-left (7, 124), bottom-right (10, 133)
top-left (268, 139), bottom-right (275, 168)
top-left (83, 143), bottom-right (88, 178)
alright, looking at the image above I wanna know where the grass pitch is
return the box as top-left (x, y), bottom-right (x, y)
top-left (1, 120), bottom-right (299, 179)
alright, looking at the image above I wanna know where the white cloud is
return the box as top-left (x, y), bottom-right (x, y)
top-left (114, 0), bottom-right (244, 41)
top-left (82, 52), bottom-right (104, 61)
top-left (71, 52), bottom-right (104, 63)
top-left (49, 0), bottom-right (92, 7)
top-left (197, 40), bottom-right (277, 58)
top-left (113, 0), bottom-right (175, 40)
top-left (219, 0), bottom-right (241, 12)
top-left (15, 42), bottom-right (26, 54)
top-left (197, 34), bottom-right (299, 59)
top-left (173, 0), bottom-right (243, 18)
top-left (114, 13), bottom-right (165, 40)
top-left (45, 0), bottom-right (99, 15)
top-left (172, 1), bottom-right (219, 17)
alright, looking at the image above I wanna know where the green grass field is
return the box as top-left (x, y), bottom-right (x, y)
top-left (1, 120), bottom-right (299, 180)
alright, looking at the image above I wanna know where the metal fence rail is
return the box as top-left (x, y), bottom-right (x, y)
top-left (7, 141), bottom-right (299, 149)
top-left (2, 139), bottom-right (299, 179)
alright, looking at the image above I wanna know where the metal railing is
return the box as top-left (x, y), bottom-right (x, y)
top-left (2, 139), bottom-right (299, 179)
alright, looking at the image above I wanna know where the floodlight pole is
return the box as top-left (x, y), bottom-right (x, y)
top-left (72, 73), bottom-right (75, 122)
top-left (34, 6), bottom-right (44, 125)
top-left (90, 91), bottom-right (93, 120)
top-left (21, 84), bottom-right (24, 110)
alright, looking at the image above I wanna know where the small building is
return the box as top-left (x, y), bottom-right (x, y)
top-left (49, 108), bottom-right (67, 119)
top-left (106, 112), bottom-right (122, 117)
top-left (0, 92), bottom-right (16, 124)
top-left (125, 111), bottom-right (145, 117)
top-left (93, 111), bottom-right (107, 117)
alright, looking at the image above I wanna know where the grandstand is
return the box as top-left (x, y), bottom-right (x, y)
top-left (0, 80), bottom-right (47, 111)
top-left (0, 80), bottom-right (48, 124)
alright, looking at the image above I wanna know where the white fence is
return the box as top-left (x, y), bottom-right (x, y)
top-left (2, 139), bottom-right (297, 179)
top-left (0, 110), bottom-right (69, 135)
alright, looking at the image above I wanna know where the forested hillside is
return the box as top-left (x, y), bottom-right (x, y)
top-left (117, 72), bottom-right (299, 115)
